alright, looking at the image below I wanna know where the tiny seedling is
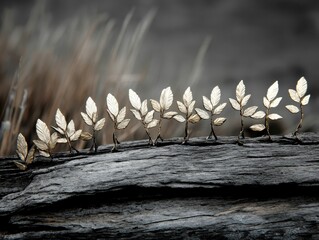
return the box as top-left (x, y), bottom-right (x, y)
top-left (174, 87), bottom-right (201, 144)
top-left (286, 76), bottom-right (310, 138)
top-left (33, 119), bottom-right (58, 158)
top-left (129, 89), bottom-right (159, 145)
top-left (250, 81), bottom-right (282, 140)
top-left (14, 133), bottom-right (36, 170)
top-left (150, 87), bottom-right (177, 144)
top-left (81, 97), bottom-right (106, 152)
top-left (52, 109), bottom-right (82, 153)
top-left (106, 93), bottom-right (130, 152)
top-left (195, 86), bottom-right (227, 140)
top-left (229, 80), bottom-right (259, 143)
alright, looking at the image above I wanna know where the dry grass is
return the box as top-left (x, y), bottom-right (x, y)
top-left (0, 2), bottom-right (212, 156)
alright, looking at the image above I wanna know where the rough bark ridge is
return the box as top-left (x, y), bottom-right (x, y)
top-left (1, 133), bottom-right (319, 239)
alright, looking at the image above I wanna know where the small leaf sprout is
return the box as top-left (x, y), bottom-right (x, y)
top-left (14, 133), bottom-right (36, 170)
top-left (81, 97), bottom-right (106, 152)
top-left (150, 87), bottom-right (177, 144)
top-left (52, 109), bottom-right (82, 153)
top-left (195, 86), bottom-right (227, 141)
top-left (106, 93), bottom-right (131, 152)
top-left (229, 80), bottom-right (259, 143)
top-left (286, 76), bottom-right (310, 138)
top-left (250, 81), bottom-right (282, 141)
top-left (129, 89), bottom-right (159, 145)
top-left (33, 119), bottom-right (58, 158)
top-left (174, 87), bottom-right (201, 144)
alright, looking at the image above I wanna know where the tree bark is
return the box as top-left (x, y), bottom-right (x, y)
top-left (1, 133), bottom-right (319, 239)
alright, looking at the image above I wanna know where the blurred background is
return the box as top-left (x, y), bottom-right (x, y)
top-left (1, 0), bottom-right (319, 156)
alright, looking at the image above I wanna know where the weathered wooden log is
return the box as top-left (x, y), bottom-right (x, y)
top-left (1, 133), bottom-right (319, 239)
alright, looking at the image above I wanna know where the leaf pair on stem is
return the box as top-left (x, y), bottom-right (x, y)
top-left (129, 89), bottom-right (159, 145)
top-left (250, 81), bottom-right (282, 141)
top-left (286, 77), bottom-right (310, 138)
top-left (106, 94), bottom-right (130, 152)
top-left (174, 87), bottom-right (201, 144)
top-left (14, 133), bottom-right (36, 170)
top-left (81, 97), bottom-right (105, 152)
top-left (195, 86), bottom-right (227, 140)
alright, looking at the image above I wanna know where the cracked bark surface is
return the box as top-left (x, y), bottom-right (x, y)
top-left (1, 133), bottom-right (319, 239)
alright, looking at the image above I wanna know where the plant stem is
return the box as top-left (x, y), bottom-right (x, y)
top-left (294, 104), bottom-right (304, 138)
top-left (155, 117), bottom-right (163, 145)
top-left (145, 128), bottom-right (153, 145)
top-left (182, 119), bottom-right (189, 144)
top-left (112, 130), bottom-right (118, 152)
top-left (92, 129), bottom-right (97, 153)
top-left (265, 108), bottom-right (271, 141)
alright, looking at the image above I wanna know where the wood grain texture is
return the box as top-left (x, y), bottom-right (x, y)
top-left (1, 133), bottom-right (319, 239)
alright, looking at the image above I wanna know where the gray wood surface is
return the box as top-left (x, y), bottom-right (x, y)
top-left (1, 133), bottom-right (319, 239)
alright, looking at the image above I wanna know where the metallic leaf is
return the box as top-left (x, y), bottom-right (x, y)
top-left (144, 110), bottom-right (154, 124)
top-left (250, 124), bottom-right (266, 131)
top-left (188, 100), bottom-right (196, 116)
top-left (286, 105), bottom-right (299, 114)
top-left (213, 103), bottom-right (227, 115)
top-left (141, 100), bottom-right (148, 116)
top-left (241, 94), bottom-right (251, 107)
top-left (86, 97), bottom-right (97, 121)
top-left (236, 80), bottom-right (245, 102)
top-left (266, 81), bottom-right (279, 101)
top-left (129, 89), bottom-right (141, 110)
top-left (251, 111), bottom-right (266, 119)
top-left (131, 109), bottom-right (142, 120)
top-left (81, 112), bottom-right (93, 126)
top-left (80, 131), bottom-right (93, 141)
top-left (16, 133), bottom-right (28, 161)
top-left (177, 101), bottom-right (187, 114)
top-left (94, 118), bottom-right (106, 131)
top-left (188, 114), bottom-right (200, 124)
top-left (150, 99), bottom-right (161, 112)
top-left (229, 98), bottom-right (240, 111)
top-left (117, 119), bottom-right (130, 130)
top-left (301, 94), bottom-right (310, 106)
top-left (183, 87), bottom-right (193, 107)
top-left (25, 145), bottom-right (36, 165)
top-left (147, 119), bottom-right (159, 129)
top-left (36, 119), bottom-right (51, 144)
top-left (203, 96), bottom-right (213, 111)
top-left (117, 107), bottom-right (126, 123)
top-left (263, 97), bottom-right (270, 108)
top-left (268, 113), bottom-right (282, 120)
top-left (160, 87), bottom-right (173, 110)
top-left (173, 115), bottom-right (186, 123)
top-left (296, 76), bottom-right (307, 98)
top-left (270, 97), bottom-right (282, 108)
top-left (106, 93), bottom-right (119, 117)
top-left (163, 111), bottom-right (177, 119)
top-left (211, 86), bottom-right (221, 107)
top-left (288, 89), bottom-right (300, 102)
top-left (213, 117), bottom-right (227, 126)
top-left (70, 129), bottom-right (82, 141)
top-left (243, 106), bottom-right (258, 117)
top-left (55, 109), bottom-right (67, 131)
top-left (14, 161), bottom-right (27, 171)
top-left (33, 139), bottom-right (49, 151)
top-left (195, 108), bottom-right (210, 120)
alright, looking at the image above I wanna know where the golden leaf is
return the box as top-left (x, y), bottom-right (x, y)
top-left (94, 118), bottom-right (106, 131)
top-left (211, 86), bottom-right (221, 107)
top-left (213, 117), bottom-right (227, 126)
top-left (150, 99), bottom-right (161, 112)
top-left (183, 87), bottom-right (193, 107)
top-left (203, 96), bottom-right (213, 111)
top-left (195, 108), bottom-right (210, 120)
top-left (36, 119), bottom-right (51, 143)
top-left (236, 80), bottom-right (245, 102)
top-left (188, 114), bottom-right (200, 124)
top-left (296, 76), bottom-right (307, 98)
top-left (55, 109), bottom-right (67, 131)
top-left (106, 93), bottom-right (119, 117)
top-left (81, 112), bottom-right (93, 126)
top-left (117, 119), bottom-right (130, 130)
top-left (14, 161), bottom-right (27, 171)
top-left (80, 132), bottom-right (93, 141)
top-left (129, 89), bottom-right (141, 110)
top-left (286, 105), bottom-right (299, 114)
top-left (266, 81), bottom-right (279, 101)
top-left (213, 103), bottom-right (227, 115)
top-left (86, 97), bottom-right (97, 121)
top-left (250, 124), bottom-right (266, 131)
top-left (33, 140), bottom-right (49, 151)
top-left (25, 145), bottom-right (36, 165)
top-left (229, 98), bottom-right (240, 111)
top-left (16, 133), bottom-right (28, 161)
